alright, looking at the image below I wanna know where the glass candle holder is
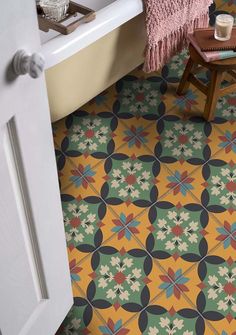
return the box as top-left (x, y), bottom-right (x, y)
top-left (214, 14), bottom-right (234, 41)
top-left (39, 0), bottom-right (69, 22)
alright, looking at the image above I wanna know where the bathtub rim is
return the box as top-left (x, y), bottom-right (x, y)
top-left (40, 0), bottom-right (143, 69)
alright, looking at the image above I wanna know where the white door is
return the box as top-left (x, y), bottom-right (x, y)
top-left (0, 1), bottom-right (73, 335)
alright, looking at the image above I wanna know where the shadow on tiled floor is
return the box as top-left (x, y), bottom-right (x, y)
top-left (54, 1), bottom-right (236, 334)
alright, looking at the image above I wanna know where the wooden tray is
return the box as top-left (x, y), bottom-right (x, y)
top-left (37, 1), bottom-right (96, 35)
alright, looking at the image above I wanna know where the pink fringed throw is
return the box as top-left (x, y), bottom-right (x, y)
top-left (143, 0), bottom-right (213, 72)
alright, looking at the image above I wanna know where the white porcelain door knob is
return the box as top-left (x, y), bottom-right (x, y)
top-left (13, 50), bottom-right (45, 78)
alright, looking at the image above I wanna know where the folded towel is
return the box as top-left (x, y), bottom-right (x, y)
top-left (143, 0), bottom-right (213, 72)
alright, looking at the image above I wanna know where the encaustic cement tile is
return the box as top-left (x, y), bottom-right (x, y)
top-left (60, 162), bottom-right (100, 195)
top-left (167, 86), bottom-right (207, 118)
top-left (165, 48), bottom-right (212, 88)
top-left (110, 67), bottom-right (182, 122)
top-left (116, 130), bottom-right (156, 157)
top-left (71, 234), bottom-right (171, 334)
top-left (133, 191), bottom-right (222, 267)
top-left (55, 148), bottom-right (76, 190)
top-left (54, 109), bottom-right (128, 170)
top-left (122, 289), bottom-right (217, 335)
top-left (53, 102), bottom-right (116, 146)
top-left (52, 118), bottom-right (67, 144)
top-left (177, 242), bottom-right (236, 335)
top-left (144, 113), bottom-right (223, 178)
top-left (213, 93), bottom-right (236, 137)
top-left (209, 212), bottom-right (236, 246)
top-left (118, 116), bottom-right (158, 142)
top-left (109, 57), bottom-right (208, 124)
top-left (87, 145), bottom-right (182, 217)
top-left (55, 148), bottom-right (112, 192)
top-left (215, 0), bottom-right (228, 9)
top-left (189, 149), bottom-right (236, 219)
top-left (61, 187), bottom-right (129, 266)
top-left (214, 93), bottom-right (236, 124)
top-left (217, 0), bottom-right (236, 14)
top-left (56, 282), bottom-right (113, 335)
top-left (80, 88), bottom-right (116, 114)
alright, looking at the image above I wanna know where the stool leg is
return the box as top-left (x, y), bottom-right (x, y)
top-left (203, 70), bottom-right (223, 122)
top-left (177, 57), bottom-right (195, 95)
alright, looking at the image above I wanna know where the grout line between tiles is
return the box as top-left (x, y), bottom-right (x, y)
top-left (112, 290), bottom-right (167, 334)
top-left (174, 139), bottom-right (236, 238)
top-left (72, 279), bottom-right (111, 332)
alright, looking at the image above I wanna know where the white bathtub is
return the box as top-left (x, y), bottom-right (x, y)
top-left (40, 0), bottom-right (145, 122)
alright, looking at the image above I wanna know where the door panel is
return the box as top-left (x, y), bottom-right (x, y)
top-left (0, 1), bottom-right (73, 334)
top-left (1, 126), bottom-right (39, 335)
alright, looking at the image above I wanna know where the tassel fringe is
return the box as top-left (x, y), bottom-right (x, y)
top-left (143, 11), bottom-right (210, 72)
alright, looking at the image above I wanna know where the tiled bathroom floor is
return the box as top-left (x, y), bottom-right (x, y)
top-left (54, 1), bottom-right (236, 334)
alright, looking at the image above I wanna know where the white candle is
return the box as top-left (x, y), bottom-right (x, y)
top-left (214, 14), bottom-right (234, 41)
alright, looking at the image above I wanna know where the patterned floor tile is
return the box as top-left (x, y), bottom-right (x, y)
top-left (189, 150), bottom-right (236, 218)
top-left (144, 114), bottom-right (223, 177)
top-left (72, 234), bottom-right (166, 333)
top-left (56, 282), bottom-right (112, 335)
top-left (167, 87), bottom-right (207, 118)
top-left (107, 211), bottom-right (146, 243)
top-left (55, 148), bottom-right (112, 192)
top-left (217, 0), bottom-right (236, 14)
top-left (213, 93), bottom-right (236, 136)
top-left (209, 212), bottom-right (236, 243)
top-left (115, 131), bottom-right (154, 156)
top-left (164, 49), bottom-right (189, 82)
top-left (134, 191), bottom-right (222, 264)
top-left (215, 0), bottom-right (228, 9)
top-left (176, 242), bottom-right (236, 335)
top-left (53, 101), bottom-right (113, 145)
top-left (123, 290), bottom-right (217, 335)
top-left (111, 69), bottom-right (180, 121)
top-left (52, 118), bottom-right (67, 144)
top-left (55, 148), bottom-right (76, 190)
top-left (165, 48), bottom-right (209, 88)
top-left (54, 109), bottom-right (128, 169)
top-left (61, 162), bottom-right (98, 194)
top-left (61, 187), bottom-right (124, 265)
top-left (56, 304), bottom-right (108, 335)
top-left (82, 88), bottom-right (116, 113)
top-left (88, 147), bottom-right (179, 215)
top-left (111, 75), bottom-right (165, 120)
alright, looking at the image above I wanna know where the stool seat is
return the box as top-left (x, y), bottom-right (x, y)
top-left (177, 44), bottom-right (236, 121)
top-left (189, 44), bottom-right (236, 69)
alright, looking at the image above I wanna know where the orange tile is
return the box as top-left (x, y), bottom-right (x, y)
top-left (218, 1), bottom-right (236, 14)
top-left (147, 116), bottom-right (224, 177)
top-left (55, 152), bottom-right (78, 191)
top-left (57, 282), bottom-right (109, 335)
top-left (123, 290), bottom-right (217, 334)
top-left (53, 118), bottom-right (68, 145)
top-left (71, 234), bottom-right (167, 329)
top-left (180, 243), bottom-right (236, 335)
top-left (88, 147), bottom-right (177, 216)
top-left (134, 191), bottom-right (222, 260)
top-left (55, 111), bottom-right (128, 169)
top-left (61, 181), bottom-right (127, 265)
top-left (190, 150), bottom-right (236, 216)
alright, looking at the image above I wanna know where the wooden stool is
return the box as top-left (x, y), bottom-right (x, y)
top-left (177, 44), bottom-right (236, 121)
